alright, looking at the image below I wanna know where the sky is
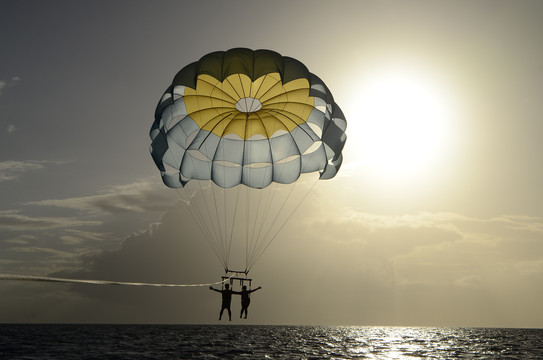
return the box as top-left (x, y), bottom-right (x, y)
top-left (1, 0), bottom-right (543, 327)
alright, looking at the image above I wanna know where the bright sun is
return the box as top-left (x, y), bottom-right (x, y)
top-left (348, 66), bottom-right (456, 187)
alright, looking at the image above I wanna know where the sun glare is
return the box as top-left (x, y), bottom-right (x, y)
top-left (347, 66), bottom-right (456, 188)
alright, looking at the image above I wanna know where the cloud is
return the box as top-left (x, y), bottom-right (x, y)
top-left (37, 204), bottom-right (219, 323)
top-left (0, 210), bottom-right (100, 231)
top-left (3, 188), bottom-right (543, 326)
top-left (513, 260), bottom-right (543, 276)
top-left (0, 160), bottom-right (67, 183)
top-left (305, 207), bottom-right (543, 246)
top-left (454, 274), bottom-right (482, 288)
top-left (492, 214), bottom-right (543, 233)
top-left (28, 181), bottom-right (174, 214)
top-left (297, 204), bottom-right (543, 292)
top-left (4, 235), bottom-right (37, 245)
top-left (61, 229), bottom-right (108, 243)
top-left (0, 77), bottom-right (21, 132)
top-left (8, 246), bottom-right (76, 258)
top-left (302, 208), bottom-right (466, 248)
top-left (0, 161), bottom-right (45, 182)
top-left (1, 244), bottom-right (88, 277)
top-left (0, 180), bottom-right (175, 281)
top-left (0, 76), bottom-right (20, 96)
top-left (343, 211), bottom-right (468, 231)
top-left (57, 229), bottom-right (110, 246)
top-left (0, 180), bottom-right (173, 278)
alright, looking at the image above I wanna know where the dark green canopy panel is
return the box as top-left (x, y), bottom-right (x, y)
top-left (150, 48), bottom-right (346, 189)
top-left (171, 48), bottom-right (310, 88)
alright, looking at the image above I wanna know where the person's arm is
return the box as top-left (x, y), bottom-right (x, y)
top-left (209, 286), bottom-right (221, 293)
top-left (249, 286), bottom-right (262, 293)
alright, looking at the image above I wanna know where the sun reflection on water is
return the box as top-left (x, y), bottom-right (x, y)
top-left (274, 326), bottom-right (543, 360)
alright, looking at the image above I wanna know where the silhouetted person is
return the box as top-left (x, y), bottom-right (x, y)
top-left (210, 283), bottom-right (233, 321)
top-left (237, 285), bottom-right (261, 319)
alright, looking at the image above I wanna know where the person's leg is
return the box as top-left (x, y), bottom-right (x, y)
top-left (227, 307), bottom-right (232, 321)
top-left (219, 308), bottom-right (224, 320)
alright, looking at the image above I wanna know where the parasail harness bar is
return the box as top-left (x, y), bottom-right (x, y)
top-left (222, 269), bottom-right (252, 289)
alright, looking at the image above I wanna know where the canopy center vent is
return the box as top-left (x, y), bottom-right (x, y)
top-left (235, 97), bottom-right (262, 113)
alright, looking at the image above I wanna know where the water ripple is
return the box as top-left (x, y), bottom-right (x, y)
top-left (1, 324), bottom-right (542, 359)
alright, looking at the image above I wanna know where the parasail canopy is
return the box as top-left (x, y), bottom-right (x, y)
top-left (150, 48), bottom-right (346, 273)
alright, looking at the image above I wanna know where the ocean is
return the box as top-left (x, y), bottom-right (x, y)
top-left (1, 324), bottom-right (542, 359)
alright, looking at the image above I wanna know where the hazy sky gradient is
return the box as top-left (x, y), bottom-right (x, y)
top-left (1, 0), bottom-right (543, 327)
